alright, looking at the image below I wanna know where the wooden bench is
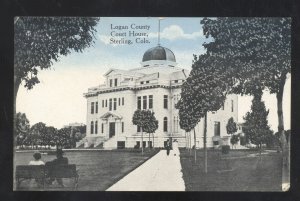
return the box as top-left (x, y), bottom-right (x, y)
top-left (15, 164), bottom-right (79, 190)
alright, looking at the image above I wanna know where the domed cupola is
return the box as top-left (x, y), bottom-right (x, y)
top-left (141, 45), bottom-right (177, 68)
top-left (142, 45), bottom-right (176, 62)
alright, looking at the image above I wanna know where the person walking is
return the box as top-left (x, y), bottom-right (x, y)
top-left (166, 139), bottom-right (170, 156)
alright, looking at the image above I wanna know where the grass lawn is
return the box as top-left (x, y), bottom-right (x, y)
top-left (180, 149), bottom-right (283, 191)
top-left (14, 149), bottom-right (158, 191)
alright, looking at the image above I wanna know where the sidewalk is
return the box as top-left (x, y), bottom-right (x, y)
top-left (106, 150), bottom-right (185, 191)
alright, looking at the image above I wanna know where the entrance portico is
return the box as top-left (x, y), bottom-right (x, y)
top-left (100, 112), bottom-right (123, 139)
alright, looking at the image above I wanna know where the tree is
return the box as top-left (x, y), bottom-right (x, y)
top-left (45, 126), bottom-right (57, 148)
top-left (56, 127), bottom-right (72, 148)
top-left (14, 17), bottom-right (99, 114)
top-left (15, 112), bottom-right (30, 147)
top-left (226, 117), bottom-right (238, 148)
top-left (176, 98), bottom-right (199, 162)
top-left (200, 17), bottom-right (291, 163)
top-left (142, 111), bottom-right (158, 148)
top-left (243, 93), bottom-right (273, 153)
top-left (226, 117), bottom-right (237, 135)
top-left (176, 54), bottom-right (229, 171)
top-left (30, 122), bottom-right (47, 149)
top-left (132, 110), bottom-right (155, 154)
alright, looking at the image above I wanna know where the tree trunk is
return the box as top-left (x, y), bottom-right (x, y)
top-left (141, 128), bottom-right (144, 155)
top-left (193, 129), bottom-right (197, 163)
top-left (148, 132), bottom-right (151, 148)
top-left (276, 73), bottom-right (288, 167)
top-left (185, 131), bottom-right (187, 148)
top-left (152, 133), bottom-right (154, 148)
top-left (204, 113), bottom-right (208, 173)
top-left (189, 132), bottom-right (192, 156)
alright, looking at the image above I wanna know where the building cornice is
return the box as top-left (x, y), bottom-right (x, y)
top-left (84, 84), bottom-right (182, 98)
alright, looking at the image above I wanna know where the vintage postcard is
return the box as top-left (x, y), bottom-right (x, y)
top-left (14, 17), bottom-right (290, 191)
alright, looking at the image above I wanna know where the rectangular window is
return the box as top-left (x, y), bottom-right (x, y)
top-left (137, 125), bottom-right (141, 132)
top-left (214, 121), bottom-right (220, 136)
top-left (91, 102), bottom-right (94, 114)
top-left (174, 80), bottom-right (178, 83)
top-left (109, 98), bottom-right (112, 111)
top-left (105, 99), bottom-right (107, 107)
top-left (109, 79), bottom-right (113, 87)
top-left (118, 98), bottom-right (121, 106)
top-left (146, 81), bottom-right (149, 84)
top-left (101, 123), bottom-right (104, 133)
top-left (164, 95), bottom-right (168, 109)
top-left (122, 122), bottom-right (124, 133)
top-left (95, 121), bottom-right (98, 134)
top-left (140, 81), bottom-right (144, 84)
top-left (114, 78), bottom-right (118, 87)
top-left (122, 97), bottom-right (124, 105)
top-left (149, 95), bottom-right (153, 109)
top-left (95, 102), bottom-right (98, 113)
top-left (102, 100), bottom-right (104, 108)
top-left (91, 121), bottom-right (94, 134)
top-left (143, 96), bottom-right (147, 110)
top-left (137, 96), bottom-right (141, 109)
top-left (231, 100), bottom-right (234, 112)
top-left (113, 98), bottom-right (117, 110)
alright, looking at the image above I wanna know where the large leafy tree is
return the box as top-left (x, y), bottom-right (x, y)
top-left (243, 93), bottom-right (273, 153)
top-left (176, 54), bottom-right (229, 171)
top-left (14, 17), bottom-right (99, 108)
top-left (200, 17), bottom-right (291, 160)
top-left (142, 111), bottom-right (158, 148)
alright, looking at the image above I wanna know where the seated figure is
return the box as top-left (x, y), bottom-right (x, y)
top-left (28, 152), bottom-right (45, 187)
top-left (45, 149), bottom-right (68, 187)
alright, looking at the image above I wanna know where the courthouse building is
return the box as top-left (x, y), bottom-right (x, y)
top-left (79, 45), bottom-right (238, 149)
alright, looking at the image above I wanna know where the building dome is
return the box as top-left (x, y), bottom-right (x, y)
top-left (142, 46), bottom-right (176, 62)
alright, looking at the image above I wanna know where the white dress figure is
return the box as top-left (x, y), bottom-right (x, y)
top-left (173, 140), bottom-right (179, 156)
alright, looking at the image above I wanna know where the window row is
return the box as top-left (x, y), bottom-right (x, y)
top-left (140, 80), bottom-right (150, 85)
top-left (90, 102), bottom-right (98, 114)
top-left (109, 78), bottom-right (118, 87)
top-left (136, 95), bottom-right (168, 110)
top-left (90, 121), bottom-right (124, 134)
top-left (91, 97), bottom-right (125, 114)
top-left (137, 117), bottom-right (168, 132)
top-left (137, 95), bottom-right (153, 110)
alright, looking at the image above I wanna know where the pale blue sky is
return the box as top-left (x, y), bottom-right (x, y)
top-left (16, 17), bottom-right (290, 131)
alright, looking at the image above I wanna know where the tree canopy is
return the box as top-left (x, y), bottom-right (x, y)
top-left (14, 17), bottom-right (99, 97)
top-left (201, 17), bottom-right (291, 96)
top-left (200, 17), bottom-right (290, 166)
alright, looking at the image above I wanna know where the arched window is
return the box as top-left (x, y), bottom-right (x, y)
top-left (163, 117), bottom-right (168, 132)
top-left (91, 121), bottom-right (94, 134)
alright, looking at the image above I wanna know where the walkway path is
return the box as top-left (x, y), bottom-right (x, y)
top-left (106, 150), bottom-right (185, 191)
